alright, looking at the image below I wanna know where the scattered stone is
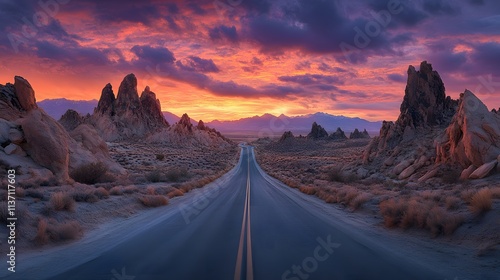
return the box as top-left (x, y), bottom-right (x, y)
top-left (4, 143), bottom-right (26, 156)
top-left (8, 128), bottom-right (24, 144)
top-left (460, 165), bottom-right (476, 181)
top-left (469, 160), bottom-right (497, 179)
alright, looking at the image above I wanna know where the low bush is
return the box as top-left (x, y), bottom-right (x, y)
top-left (139, 195), bottom-right (169, 207)
top-left (469, 188), bottom-right (493, 215)
top-left (156, 154), bottom-right (165, 161)
top-left (50, 192), bottom-right (75, 211)
top-left (109, 186), bottom-right (123, 196)
top-left (70, 162), bottom-right (108, 184)
top-left (165, 168), bottom-right (189, 182)
top-left (146, 170), bottom-right (162, 183)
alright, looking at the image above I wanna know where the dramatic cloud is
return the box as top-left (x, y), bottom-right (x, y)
top-left (0, 0), bottom-right (499, 122)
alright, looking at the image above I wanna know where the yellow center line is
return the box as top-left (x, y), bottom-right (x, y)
top-left (234, 148), bottom-right (254, 280)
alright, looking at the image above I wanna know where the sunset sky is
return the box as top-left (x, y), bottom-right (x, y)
top-left (0, 0), bottom-right (499, 122)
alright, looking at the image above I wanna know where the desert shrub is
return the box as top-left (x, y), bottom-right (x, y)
top-left (350, 192), bottom-right (372, 210)
top-left (146, 170), bottom-right (162, 183)
top-left (380, 198), bottom-right (463, 236)
top-left (145, 186), bottom-right (156, 195)
top-left (139, 195), bottom-right (169, 207)
top-left (299, 186), bottom-right (317, 195)
top-left (123, 186), bottom-right (138, 194)
top-left (337, 186), bottom-right (359, 205)
top-left (48, 221), bottom-right (82, 241)
top-left (94, 187), bottom-right (109, 199)
top-left (109, 186), bottom-right (123, 196)
top-left (461, 189), bottom-right (476, 204)
top-left (50, 192), bottom-right (75, 211)
top-left (426, 206), bottom-right (464, 236)
top-left (156, 154), bottom-right (165, 161)
top-left (34, 219), bottom-right (49, 245)
top-left (167, 189), bottom-right (184, 199)
top-left (70, 162), bottom-right (108, 184)
top-left (380, 199), bottom-right (407, 228)
top-left (469, 188), bottom-right (493, 215)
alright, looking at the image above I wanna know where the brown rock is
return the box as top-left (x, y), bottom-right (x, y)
top-left (21, 110), bottom-right (70, 181)
top-left (95, 83), bottom-right (115, 115)
top-left (14, 76), bottom-right (38, 111)
top-left (140, 86), bottom-right (169, 128)
top-left (469, 160), bottom-right (497, 179)
top-left (460, 165), bottom-right (476, 180)
top-left (437, 90), bottom-right (500, 167)
top-left (4, 143), bottom-right (26, 157)
top-left (308, 122), bottom-right (328, 139)
top-left (59, 109), bottom-right (84, 131)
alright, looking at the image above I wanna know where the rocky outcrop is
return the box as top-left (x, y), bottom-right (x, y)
top-left (197, 120), bottom-right (206, 130)
top-left (175, 113), bottom-right (194, 134)
top-left (436, 90), bottom-right (500, 168)
top-left (95, 83), bottom-right (115, 115)
top-left (20, 110), bottom-right (70, 181)
top-left (279, 131), bottom-right (295, 142)
top-left (59, 109), bottom-right (84, 131)
top-left (329, 127), bottom-right (347, 140)
top-left (307, 122), bottom-right (328, 139)
top-left (350, 128), bottom-right (370, 139)
top-left (0, 76), bottom-right (126, 184)
top-left (89, 74), bottom-right (169, 141)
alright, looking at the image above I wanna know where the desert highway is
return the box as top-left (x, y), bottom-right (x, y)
top-left (10, 146), bottom-right (447, 280)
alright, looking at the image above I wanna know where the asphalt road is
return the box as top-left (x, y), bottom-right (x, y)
top-left (9, 146), bottom-right (448, 280)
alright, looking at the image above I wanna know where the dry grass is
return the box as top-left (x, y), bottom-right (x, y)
top-left (491, 187), bottom-right (500, 199)
top-left (469, 188), bottom-right (493, 215)
top-left (94, 187), bottom-right (109, 199)
top-left (34, 219), bottom-right (82, 245)
top-left (34, 219), bottom-right (49, 245)
top-left (146, 186), bottom-right (156, 195)
top-left (138, 195), bottom-right (169, 207)
top-left (109, 186), bottom-right (123, 196)
top-left (49, 192), bottom-right (75, 212)
top-left (123, 186), bottom-right (139, 194)
top-left (299, 186), bottom-right (317, 195)
top-left (70, 162), bottom-right (109, 184)
top-left (167, 189), bottom-right (184, 199)
top-left (380, 198), bottom-right (463, 236)
top-left (71, 188), bottom-right (99, 203)
top-left (146, 170), bottom-right (162, 183)
top-left (350, 192), bottom-right (372, 210)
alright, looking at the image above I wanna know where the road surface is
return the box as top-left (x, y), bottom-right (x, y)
top-left (7, 146), bottom-right (452, 279)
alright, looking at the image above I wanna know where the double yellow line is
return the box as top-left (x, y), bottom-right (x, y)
top-left (234, 148), bottom-right (254, 280)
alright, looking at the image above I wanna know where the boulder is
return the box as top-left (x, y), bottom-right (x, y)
top-left (418, 167), bottom-right (439, 182)
top-left (13, 76), bottom-right (37, 111)
top-left (140, 86), bottom-right (169, 128)
top-left (94, 83), bottom-right (115, 115)
top-left (4, 143), bottom-right (26, 157)
top-left (393, 159), bottom-right (413, 175)
top-left (8, 128), bottom-right (24, 144)
top-left (0, 119), bottom-right (14, 144)
top-left (20, 110), bottom-right (70, 181)
top-left (469, 160), bottom-right (497, 179)
top-left (437, 90), bottom-right (500, 168)
top-left (460, 165), bottom-right (476, 181)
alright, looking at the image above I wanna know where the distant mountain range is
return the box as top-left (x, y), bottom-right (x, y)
top-left (206, 113), bottom-right (381, 136)
top-left (38, 99), bottom-right (382, 136)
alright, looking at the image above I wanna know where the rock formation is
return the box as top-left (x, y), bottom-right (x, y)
top-left (279, 131), bottom-right (295, 142)
top-left (350, 129), bottom-right (370, 139)
top-left (329, 127), bottom-right (347, 140)
top-left (353, 61), bottom-right (500, 181)
top-left (0, 76), bottom-right (125, 184)
top-left (307, 122), bottom-right (328, 139)
top-left (148, 113), bottom-right (232, 147)
top-left (59, 109), bottom-right (84, 131)
top-left (436, 90), bottom-right (500, 177)
top-left (89, 74), bottom-right (169, 141)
